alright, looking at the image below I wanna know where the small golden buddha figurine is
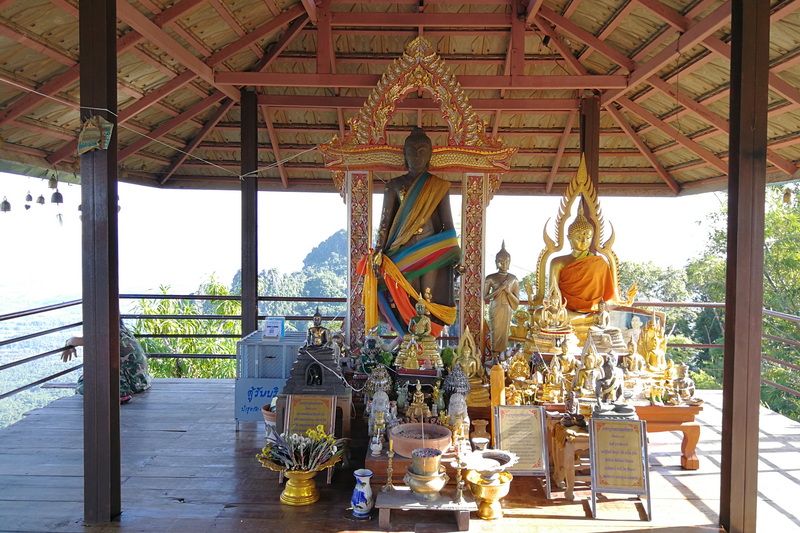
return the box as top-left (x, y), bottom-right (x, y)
top-left (507, 351), bottom-right (531, 381)
top-left (396, 300), bottom-right (443, 369)
top-left (509, 309), bottom-right (530, 341)
top-left (641, 315), bottom-right (668, 374)
top-left (573, 348), bottom-right (601, 397)
top-left (624, 339), bottom-right (647, 374)
top-left (406, 380), bottom-right (431, 422)
top-left (306, 308), bottom-right (330, 348)
top-left (504, 382), bottom-right (522, 405)
top-left (454, 325), bottom-right (483, 380)
top-left (675, 363), bottom-right (697, 400)
top-left (542, 365), bottom-right (565, 402)
top-left (553, 346), bottom-right (579, 377)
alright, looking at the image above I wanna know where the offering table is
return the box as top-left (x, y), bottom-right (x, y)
top-left (634, 404), bottom-right (703, 470)
top-left (375, 486), bottom-right (477, 531)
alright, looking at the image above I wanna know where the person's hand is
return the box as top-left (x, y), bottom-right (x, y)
top-left (61, 337), bottom-right (81, 362)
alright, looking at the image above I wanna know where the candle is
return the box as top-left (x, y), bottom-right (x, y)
top-left (389, 439), bottom-right (393, 452)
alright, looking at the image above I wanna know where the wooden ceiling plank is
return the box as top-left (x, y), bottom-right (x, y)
top-left (546, 109), bottom-right (578, 193)
top-left (539, 6), bottom-right (635, 71)
top-left (0, 25), bottom-right (76, 66)
top-left (617, 96), bottom-right (727, 173)
top-left (49, 0), bottom-right (79, 18)
top-left (576, 2), bottom-right (638, 62)
top-left (207, 4), bottom-right (305, 67)
top-left (602, 1), bottom-right (732, 105)
top-left (116, 0), bottom-right (239, 100)
top-left (206, 0), bottom-right (263, 58)
top-left (160, 98), bottom-right (235, 184)
top-left (46, 70), bottom-right (197, 165)
top-left (607, 105), bottom-right (681, 194)
top-left (300, 0), bottom-right (318, 24)
top-left (253, 15), bottom-right (311, 72)
top-left (525, 0), bottom-right (545, 25)
top-left (328, 12), bottom-right (512, 27)
top-left (262, 106), bottom-right (289, 188)
top-left (152, 0), bottom-right (206, 26)
top-left (770, 0), bottom-right (800, 23)
top-left (119, 92), bottom-right (226, 160)
top-left (532, 16), bottom-right (587, 75)
top-left (0, 65), bottom-right (80, 126)
top-left (256, 94), bottom-right (579, 111)
top-left (219, 72), bottom-right (625, 89)
top-left (647, 75), bottom-right (729, 132)
top-left (563, 0), bottom-right (582, 18)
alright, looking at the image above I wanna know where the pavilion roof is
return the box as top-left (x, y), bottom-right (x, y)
top-left (1, 0), bottom-right (799, 197)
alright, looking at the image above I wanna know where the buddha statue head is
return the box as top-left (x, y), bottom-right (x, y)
top-left (313, 307), bottom-right (322, 327)
top-left (567, 204), bottom-right (594, 254)
top-left (403, 127), bottom-right (433, 175)
top-left (415, 299), bottom-right (427, 316)
top-left (495, 241), bottom-right (511, 272)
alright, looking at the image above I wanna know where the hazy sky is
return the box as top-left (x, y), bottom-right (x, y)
top-left (0, 171), bottom-right (724, 314)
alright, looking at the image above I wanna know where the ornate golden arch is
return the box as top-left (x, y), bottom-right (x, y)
top-left (317, 36), bottom-right (516, 193)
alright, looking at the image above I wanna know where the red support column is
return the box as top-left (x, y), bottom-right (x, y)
top-left (79, 0), bottom-right (120, 522)
top-left (720, 1), bottom-right (769, 532)
top-left (346, 171), bottom-right (371, 347)
top-left (461, 173), bottom-right (487, 356)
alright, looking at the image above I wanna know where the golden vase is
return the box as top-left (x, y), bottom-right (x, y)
top-left (466, 470), bottom-right (513, 520)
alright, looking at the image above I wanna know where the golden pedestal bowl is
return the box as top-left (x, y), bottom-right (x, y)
top-left (403, 465), bottom-right (449, 501)
top-left (259, 457), bottom-right (341, 506)
top-left (466, 470), bottom-right (513, 520)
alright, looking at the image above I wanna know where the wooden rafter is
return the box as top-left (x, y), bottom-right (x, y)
top-left (262, 106), bottom-right (289, 188)
top-left (545, 109), bottom-right (578, 193)
top-left (525, 0), bottom-right (545, 25)
top-left (617, 96), bottom-right (728, 173)
top-left (576, 1), bottom-right (638, 62)
top-left (300, 0), bottom-right (318, 24)
top-left (607, 105), bottom-right (681, 194)
top-left (119, 92), bottom-right (226, 160)
top-left (327, 12), bottom-right (512, 27)
top-left (207, 0), bottom-right (264, 59)
top-left (532, 16), bottom-right (587, 75)
top-left (256, 94), bottom-right (579, 111)
top-left (253, 15), bottom-right (311, 72)
top-left (159, 98), bottom-right (235, 184)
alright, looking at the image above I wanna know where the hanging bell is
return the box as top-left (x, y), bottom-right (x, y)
top-left (0, 197), bottom-right (10, 212)
top-left (51, 189), bottom-right (63, 205)
top-left (25, 191), bottom-right (32, 202)
top-left (36, 194), bottom-right (45, 205)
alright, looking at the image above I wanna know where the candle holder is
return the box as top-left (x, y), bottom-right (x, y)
top-left (381, 442), bottom-right (396, 493)
top-left (451, 454), bottom-right (466, 505)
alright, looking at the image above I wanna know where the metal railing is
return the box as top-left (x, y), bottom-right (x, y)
top-left (1, 296), bottom-right (799, 403)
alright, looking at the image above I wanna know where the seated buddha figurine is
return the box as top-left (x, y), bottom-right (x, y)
top-left (306, 308), bottom-right (330, 348)
top-left (454, 325), bottom-right (483, 380)
top-left (624, 339), bottom-right (647, 375)
top-left (508, 309), bottom-right (530, 341)
top-left (542, 364), bottom-right (565, 402)
top-left (406, 380), bottom-right (432, 422)
top-left (549, 204), bottom-right (617, 314)
top-left (640, 316), bottom-right (668, 374)
top-left (396, 300), bottom-right (443, 369)
top-left (507, 351), bottom-right (532, 382)
top-left (573, 347), bottom-right (602, 397)
top-left (595, 353), bottom-right (624, 405)
top-left (675, 363), bottom-right (697, 400)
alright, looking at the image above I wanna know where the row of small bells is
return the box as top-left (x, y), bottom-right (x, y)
top-left (1, 176), bottom-right (64, 212)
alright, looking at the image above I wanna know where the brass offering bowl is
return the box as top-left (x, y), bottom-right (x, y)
top-left (403, 465), bottom-right (450, 502)
top-left (466, 469), bottom-right (513, 520)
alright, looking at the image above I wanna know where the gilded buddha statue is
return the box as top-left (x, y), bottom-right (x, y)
top-left (396, 300), bottom-right (443, 369)
top-left (483, 242), bottom-right (520, 358)
top-left (455, 326), bottom-right (490, 407)
top-left (406, 380), bottom-right (432, 422)
top-left (549, 205), bottom-right (616, 314)
top-left (573, 346), bottom-right (602, 397)
top-left (640, 315), bottom-right (668, 374)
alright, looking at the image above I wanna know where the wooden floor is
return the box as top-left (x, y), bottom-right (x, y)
top-left (0, 380), bottom-right (797, 533)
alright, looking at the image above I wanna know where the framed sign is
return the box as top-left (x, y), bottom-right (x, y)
top-left (282, 395), bottom-right (337, 483)
top-left (263, 317), bottom-right (285, 338)
top-left (589, 418), bottom-right (651, 520)
top-left (493, 405), bottom-right (551, 499)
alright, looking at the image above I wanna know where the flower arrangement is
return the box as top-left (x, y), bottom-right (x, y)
top-left (257, 425), bottom-right (347, 472)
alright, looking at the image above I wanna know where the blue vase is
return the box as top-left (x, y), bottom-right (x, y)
top-left (351, 468), bottom-right (374, 518)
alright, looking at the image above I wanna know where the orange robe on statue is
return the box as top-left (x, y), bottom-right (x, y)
top-left (558, 255), bottom-right (616, 313)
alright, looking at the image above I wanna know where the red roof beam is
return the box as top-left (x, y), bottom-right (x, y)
top-left (328, 12), bottom-right (512, 27)
top-left (602, 1), bottom-right (732, 105)
top-left (262, 106), bottom-right (289, 188)
top-left (525, 0), bottom-right (545, 25)
top-left (253, 15), bottom-right (310, 72)
top-left (616, 96), bottom-right (727, 173)
top-left (300, 0), bottom-right (318, 24)
top-left (538, 6), bottom-right (636, 72)
top-left (119, 92), bottom-right (226, 160)
top-left (532, 16), bottom-right (587, 75)
top-left (219, 72), bottom-right (626, 89)
top-left (606, 105), bottom-right (681, 194)
top-left (0, 25), bottom-right (76, 66)
top-left (546, 109), bottom-right (578, 193)
top-left (576, 2), bottom-right (638, 62)
top-left (160, 98), bottom-right (235, 184)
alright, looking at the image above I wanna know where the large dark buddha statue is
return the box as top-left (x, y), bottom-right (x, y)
top-left (370, 127), bottom-right (461, 336)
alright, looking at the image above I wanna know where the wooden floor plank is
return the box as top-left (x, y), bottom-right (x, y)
top-left (1, 383), bottom-right (797, 532)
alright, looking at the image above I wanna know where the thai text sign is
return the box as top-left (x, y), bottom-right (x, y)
top-left (494, 405), bottom-right (548, 475)
top-left (234, 378), bottom-right (284, 421)
top-left (591, 419), bottom-right (646, 491)
top-left (284, 395), bottom-right (336, 435)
